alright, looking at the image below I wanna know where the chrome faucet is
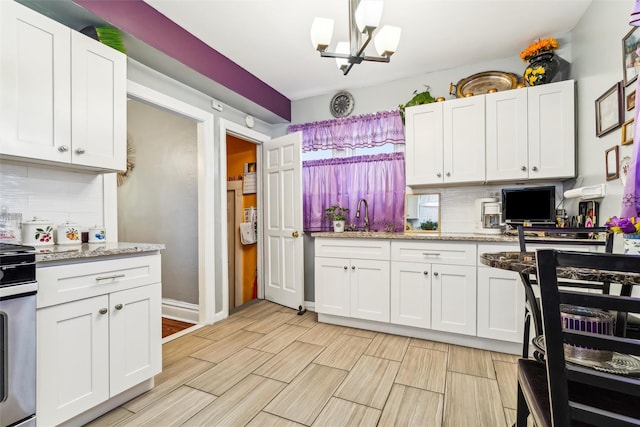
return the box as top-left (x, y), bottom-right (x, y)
top-left (356, 198), bottom-right (369, 232)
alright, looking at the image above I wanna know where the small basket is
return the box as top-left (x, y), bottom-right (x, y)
top-left (561, 305), bottom-right (614, 362)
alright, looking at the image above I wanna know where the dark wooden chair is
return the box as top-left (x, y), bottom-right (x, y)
top-left (517, 226), bottom-right (616, 359)
top-left (516, 250), bottom-right (640, 427)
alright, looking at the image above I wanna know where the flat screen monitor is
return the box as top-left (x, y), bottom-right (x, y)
top-left (502, 186), bottom-right (556, 225)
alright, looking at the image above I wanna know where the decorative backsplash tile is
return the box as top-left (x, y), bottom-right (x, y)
top-left (0, 160), bottom-right (105, 237)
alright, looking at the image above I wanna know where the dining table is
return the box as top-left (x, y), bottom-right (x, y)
top-left (479, 251), bottom-right (640, 358)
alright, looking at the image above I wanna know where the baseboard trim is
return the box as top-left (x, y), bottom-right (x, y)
top-left (162, 298), bottom-right (200, 323)
top-left (304, 301), bottom-right (315, 312)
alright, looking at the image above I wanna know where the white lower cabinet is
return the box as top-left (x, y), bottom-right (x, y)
top-left (36, 254), bottom-right (162, 426)
top-left (315, 238), bottom-right (390, 322)
top-left (431, 264), bottom-right (477, 335)
top-left (390, 262), bottom-right (431, 328)
top-left (475, 243), bottom-right (524, 343)
top-left (315, 237), bottom-right (526, 352)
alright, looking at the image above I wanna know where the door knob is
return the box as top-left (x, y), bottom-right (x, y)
top-left (423, 271), bottom-right (428, 275)
top-left (99, 308), bottom-right (108, 315)
top-left (352, 266), bottom-right (356, 270)
top-left (75, 147), bottom-right (85, 155)
top-left (344, 266), bottom-right (348, 270)
top-left (521, 166), bottom-right (527, 171)
top-left (434, 272), bottom-right (439, 277)
top-left (531, 166), bottom-right (538, 171)
top-left (58, 145), bottom-right (69, 152)
top-left (292, 231), bottom-right (299, 238)
top-left (436, 172), bottom-right (442, 178)
top-left (115, 304), bottom-right (123, 310)
top-left (446, 172), bottom-right (451, 177)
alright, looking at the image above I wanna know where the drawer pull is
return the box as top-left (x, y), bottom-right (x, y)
top-left (344, 266), bottom-right (348, 270)
top-left (351, 266), bottom-right (356, 270)
top-left (99, 308), bottom-right (108, 315)
top-left (423, 271), bottom-right (428, 275)
top-left (95, 273), bottom-right (126, 281)
top-left (115, 304), bottom-right (123, 310)
top-left (434, 272), bottom-right (439, 277)
top-left (422, 252), bottom-right (441, 256)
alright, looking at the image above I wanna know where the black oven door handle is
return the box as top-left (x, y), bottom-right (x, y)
top-left (0, 311), bottom-right (6, 403)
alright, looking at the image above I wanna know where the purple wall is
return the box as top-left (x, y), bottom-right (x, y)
top-left (73, 0), bottom-right (291, 122)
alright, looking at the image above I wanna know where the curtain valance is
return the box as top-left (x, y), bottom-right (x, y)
top-left (288, 110), bottom-right (404, 152)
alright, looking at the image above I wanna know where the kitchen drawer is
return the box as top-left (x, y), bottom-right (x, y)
top-left (315, 238), bottom-right (390, 260)
top-left (391, 241), bottom-right (476, 266)
top-left (36, 254), bottom-right (161, 308)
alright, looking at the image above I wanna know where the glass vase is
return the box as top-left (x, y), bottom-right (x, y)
top-left (524, 52), bottom-right (560, 86)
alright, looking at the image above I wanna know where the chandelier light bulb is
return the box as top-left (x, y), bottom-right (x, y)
top-left (355, 0), bottom-right (383, 32)
top-left (335, 41), bottom-right (350, 69)
top-left (374, 25), bottom-right (401, 56)
top-left (310, 17), bottom-right (334, 51)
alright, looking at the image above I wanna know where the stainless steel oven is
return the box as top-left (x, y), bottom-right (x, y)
top-left (0, 243), bottom-right (36, 427)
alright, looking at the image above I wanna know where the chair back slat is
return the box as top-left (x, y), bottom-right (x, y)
top-left (536, 249), bottom-right (640, 426)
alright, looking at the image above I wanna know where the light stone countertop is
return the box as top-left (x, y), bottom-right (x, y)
top-left (310, 231), bottom-right (519, 243)
top-left (35, 242), bottom-right (165, 263)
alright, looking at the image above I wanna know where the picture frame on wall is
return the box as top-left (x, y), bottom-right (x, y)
top-left (622, 118), bottom-right (635, 145)
top-left (627, 89), bottom-right (636, 111)
top-left (605, 145), bottom-right (620, 181)
top-left (623, 26), bottom-right (640, 86)
top-left (595, 81), bottom-right (624, 137)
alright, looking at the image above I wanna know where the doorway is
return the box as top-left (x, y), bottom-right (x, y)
top-left (226, 134), bottom-right (258, 310)
top-left (121, 99), bottom-right (199, 334)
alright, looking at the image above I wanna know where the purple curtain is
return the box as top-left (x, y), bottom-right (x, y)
top-left (621, 71), bottom-right (640, 218)
top-left (288, 110), bottom-right (404, 152)
top-left (303, 152), bottom-right (406, 232)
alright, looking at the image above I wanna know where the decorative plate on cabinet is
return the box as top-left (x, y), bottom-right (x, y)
top-left (330, 91), bottom-right (355, 118)
top-left (455, 71), bottom-right (520, 98)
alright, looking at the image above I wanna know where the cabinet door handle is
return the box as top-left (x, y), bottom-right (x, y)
top-left (446, 172), bottom-right (451, 177)
top-left (99, 308), bottom-right (108, 315)
top-left (422, 252), bottom-right (441, 256)
top-left (433, 272), bottom-right (439, 277)
top-left (436, 172), bottom-right (442, 178)
top-left (351, 266), bottom-right (356, 270)
top-left (521, 166), bottom-right (527, 171)
top-left (531, 166), bottom-right (538, 172)
top-left (423, 271), bottom-right (429, 275)
top-left (58, 145), bottom-right (69, 152)
top-left (75, 147), bottom-right (86, 155)
top-left (344, 266), bottom-right (348, 270)
top-left (115, 304), bottom-right (123, 310)
top-left (95, 273), bottom-right (125, 281)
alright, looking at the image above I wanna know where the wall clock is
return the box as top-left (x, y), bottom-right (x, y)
top-left (330, 91), bottom-right (355, 118)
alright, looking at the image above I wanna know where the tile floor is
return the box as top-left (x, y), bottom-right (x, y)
top-left (88, 300), bottom-right (521, 426)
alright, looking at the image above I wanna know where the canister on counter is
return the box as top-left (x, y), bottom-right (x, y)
top-left (0, 207), bottom-right (22, 244)
top-left (22, 217), bottom-right (54, 246)
top-left (56, 221), bottom-right (82, 245)
top-left (89, 226), bottom-right (106, 243)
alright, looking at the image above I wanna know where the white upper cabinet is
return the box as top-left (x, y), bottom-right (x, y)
top-left (485, 80), bottom-right (575, 182)
top-left (405, 102), bottom-right (444, 186)
top-left (527, 80), bottom-right (575, 180)
top-left (405, 96), bottom-right (485, 186)
top-left (0, 1), bottom-right (126, 171)
top-left (407, 80), bottom-right (575, 187)
top-left (485, 89), bottom-right (529, 181)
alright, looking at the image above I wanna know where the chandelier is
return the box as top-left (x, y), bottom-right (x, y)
top-left (310, 0), bottom-right (401, 76)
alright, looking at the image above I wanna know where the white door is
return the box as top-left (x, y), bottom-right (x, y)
top-left (263, 132), bottom-right (304, 310)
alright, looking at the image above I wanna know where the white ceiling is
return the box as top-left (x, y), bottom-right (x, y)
top-left (143, 0), bottom-right (593, 101)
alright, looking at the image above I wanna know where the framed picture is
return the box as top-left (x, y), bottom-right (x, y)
top-left (623, 26), bottom-right (640, 86)
top-left (605, 145), bottom-right (620, 181)
top-left (622, 118), bottom-right (635, 145)
top-left (595, 81), bottom-right (624, 137)
top-left (627, 89), bottom-right (636, 111)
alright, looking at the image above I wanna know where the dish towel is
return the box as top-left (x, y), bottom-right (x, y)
top-left (240, 222), bottom-right (256, 245)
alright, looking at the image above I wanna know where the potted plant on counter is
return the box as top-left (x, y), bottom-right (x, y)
top-left (324, 205), bottom-right (349, 233)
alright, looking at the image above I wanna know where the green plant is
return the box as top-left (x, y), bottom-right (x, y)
top-left (324, 205), bottom-right (349, 222)
top-left (420, 220), bottom-right (438, 230)
top-left (398, 86), bottom-right (436, 123)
